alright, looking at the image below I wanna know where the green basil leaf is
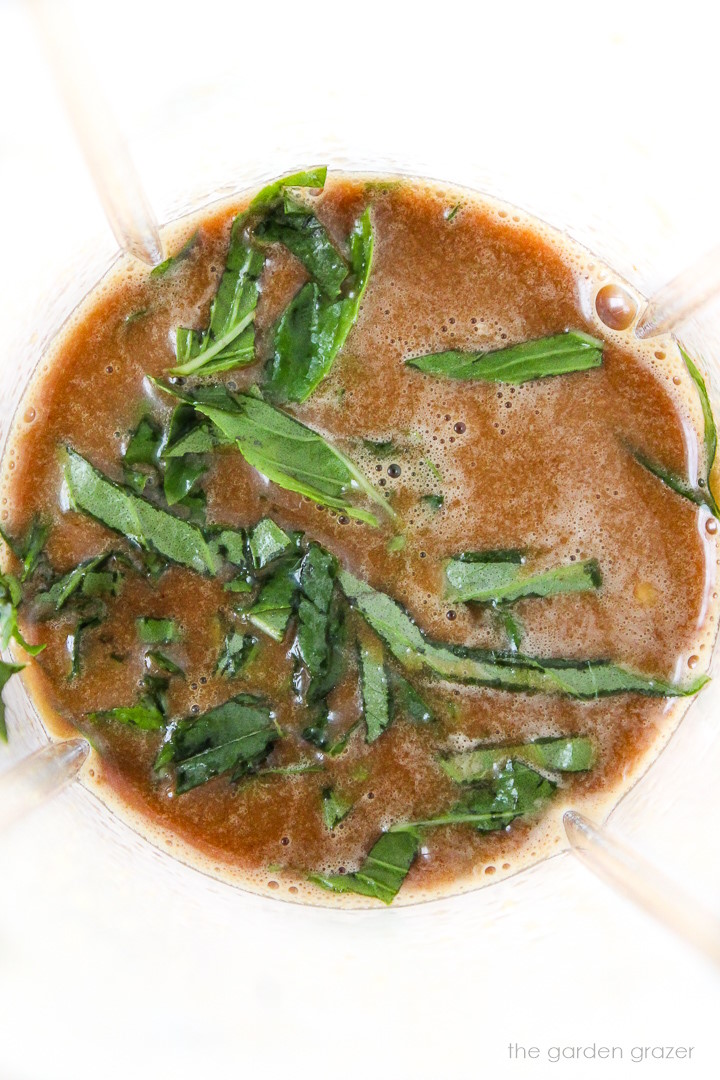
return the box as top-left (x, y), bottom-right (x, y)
top-left (89, 702), bottom-right (166, 731)
top-left (358, 626), bottom-right (390, 743)
top-left (338, 569), bottom-right (706, 698)
top-left (245, 555), bottom-right (302, 641)
top-left (406, 331), bottom-right (603, 384)
top-left (170, 240), bottom-right (264, 377)
top-left (248, 518), bottom-right (293, 569)
top-left (388, 669), bottom-right (434, 723)
top-left (205, 526), bottom-right (248, 570)
top-left (145, 650), bottom-right (184, 677)
top-left (68, 615), bottom-right (102, 680)
top-left (186, 388), bottom-right (394, 526)
top-left (263, 209), bottom-right (374, 404)
top-left (421, 494), bottom-right (444, 511)
top-left (257, 194), bottom-right (348, 299)
top-left (0, 658), bottom-right (24, 741)
top-left (137, 617), bottom-right (182, 645)
top-left (124, 417), bottom-right (163, 468)
top-left (395, 761), bottom-right (555, 831)
top-left (440, 735), bottom-right (595, 783)
top-left (216, 630), bottom-right (257, 678)
top-left (163, 455), bottom-right (207, 507)
top-left (1, 572), bottom-right (45, 656)
top-left (321, 787), bottom-right (352, 829)
top-left (309, 828), bottom-right (420, 904)
top-left (63, 449), bottom-right (219, 575)
top-left (155, 693), bottom-right (278, 793)
top-left (0, 516), bottom-right (51, 581)
top-left (295, 543), bottom-right (337, 698)
top-left (245, 167), bottom-right (328, 215)
top-left (444, 555), bottom-right (602, 604)
top-left (34, 553), bottom-right (111, 612)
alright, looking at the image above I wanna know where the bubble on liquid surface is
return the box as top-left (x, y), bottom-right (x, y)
top-left (595, 283), bottom-right (638, 330)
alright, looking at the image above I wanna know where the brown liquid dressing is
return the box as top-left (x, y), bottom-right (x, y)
top-left (0, 175), bottom-right (716, 905)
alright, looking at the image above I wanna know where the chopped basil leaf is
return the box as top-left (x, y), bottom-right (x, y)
top-left (387, 535), bottom-right (406, 553)
top-left (216, 630), bottom-right (257, 678)
top-left (245, 167), bottom-right (328, 215)
top-left (34, 553), bottom-right (114, 612)
top-left (205, 526), bottom-right (248, 569)
top-left (68, 615), bottom-right (102, 679)
top-left (0, 659), bottom-right (24, 740)
top-left (395, 761), bottom-right (555, 831)
top-left (338, 569), bottom-right (706, 698)
top-left (145, 650), bottom-right (184, 677)
top-left (124, 417), bottom-right (163, 468)
top-left (498, 608), bottom-right (524, 651)
top-left (309, 828), bottom-right (420, 904)
top-left (155, 693), bottom-right (278, 793)
top-left (171, 236), bottom-right (264, 376)
top-left (185, 387), bottom-right (394, 526)
top-left (358, 627), bottom-right (390, 743)
top-left (440, 735), bottom-right (594, 783)
top-left (89, 671), bottom-right (169, 730)
top-left (248, 518), bottom-right (293, 569)
top-left (245, 555), bottom-right (302, 641)
top-left (63, 449), bottom-right (219, 575)
top-left (163, 455), bottom-right (207, 507)
top-left (321, 787), bottom-right (352, 829)
top-left (0, 516), bottom-right (51, 581)
top-left (406, 331), bottom-right (603, 384)
top-left (444, 555), bottom-right (602, 604)
top-left (295, 544), bottom-right (337, 700)
top-left (262, 209), bottom-right (374, 403)
top-left (388, 669), bottom-right (435, 723)
top-left (1, 571), bottom-right (45, 656)
top-left (137, 617), bottom-right (182, 645)
top-left (256, 197), bottom-right (348, 300)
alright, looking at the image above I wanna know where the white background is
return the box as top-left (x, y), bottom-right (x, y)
top-left (1, 1), bottom-right (720, 1078)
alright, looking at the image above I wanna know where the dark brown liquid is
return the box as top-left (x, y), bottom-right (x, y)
top-left (1, 175), bottom-right (715, 904)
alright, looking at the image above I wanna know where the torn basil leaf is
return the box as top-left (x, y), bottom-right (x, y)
top-left (295, 544), bottom-right (337, 701)
top-left (68, 615), bottom-right (102, 680)
top-left (155, 693), bottom-right (278, 793)
top-left (338, 569), bottom-right (706, 698)
top-left (170, 239), bottom-right (264, 377)
top-left (440, 735), bottom-right (594, 783)
top-left (421, 494), bottom-right (444, 512)
top-left (248, 518), bottom-right (293, 569)
top-left (216, 630), bottom-right (256, 678)
top-left (444, 554), bottom-right (602, 604)
top-left (263, 209), bottom-right (374, 403)
top-left (256, 193), bottom-right (348, 299)
top-left (406, 331), bottom-right (603, 384)
top-left (124, 417), bottom-right (163, 468)
top-left (0, 516), bottom-right (51, 582)
top-left (358, 627), bottom-right (390, 742)
top-left (137, 617), bottom-right (182, 645)
top-left (244, 166), bottom-right (328, 217)
top-left (388, 669), bottom-right (434, 723)
top-left (34, 553), bottom-right (115, 612)
top-left (309, 828), bottom-right (420, 904)
top-left (245, 555), bottom-right (302, 641)
top-left (184, 387), bottom-right (394, 526)
top-left (1, 571), bottom-right (44, 656)
top-left (63, 449), bottom-right (219, 575)
top-left (145, 650), bottom-right (184, 677)
top-left (163, 455), bottom-right (207, 507)
top-left (89, 672), bottom-right (167, 730)
top-left (0, 658), bottom-right (24, 741)
top-left (321, 787), bottom-right (352, 829)
top-left (395, 761), bottom-right (555, 832)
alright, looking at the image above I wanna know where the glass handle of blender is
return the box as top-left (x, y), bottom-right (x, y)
top-left (0, 739), bottom-right (89, 831)
top-left (564, 809), bottom-right (720, 966)
top-left (27, 0), bottom-right (164, 267)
